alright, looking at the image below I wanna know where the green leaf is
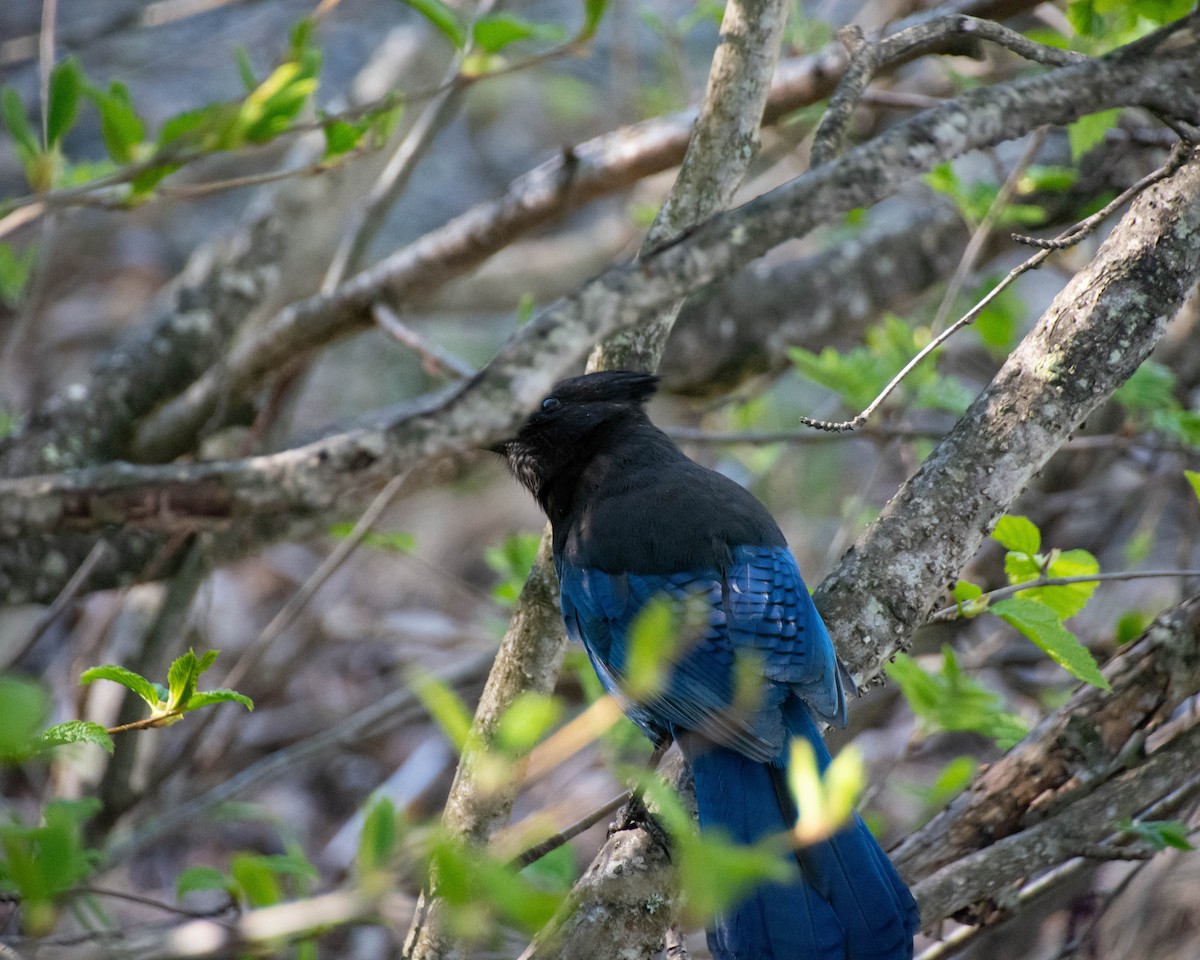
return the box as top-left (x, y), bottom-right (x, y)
top-left (184, 689), bottom-right (254, 713)
top-left (1122, 818), bottom-right (1194, 851)
top-left (80, 664), bottom-right (162, 709)
top-left (887, 648), bottom-right (1027, 748)
top-left (177, 865), bottom-right (232, 898)
top-left (472, 14), bottom-right (566, 52)
top-left (39, 721), bottom-right (113, 754)
top-left (1186, 469), bottom-right (1200, 502)
top-left (85, 81), bottom-right (145, 164)
top-left (230, 855), bottom-right (283, 908)
top-left (0, 676), bottom-right (48, 761)
top-left (0, 242), bottom-right (37, 308)
top-left (952, 581), bottom-right (982, 602)
top-left (357, 797), bottom-right (398, 875)
top-left (496, 692), bottom-right (562, 754)
top-left (322, 118), bottom-right (366, 159)
top-left (581, 0), bottom-right (610, 36)
top-left (0, 799), bottom-right (100, 934)
top-left (1, 87), bottom-right (40, 163)
top-left (396, 0), bottom-right (466, 47)
top-left (992, 515), bottom-right (1041, 555)
top-left (166, 650), bottom-right (203, 711)
top-left (951, 580), bottom-right (988, 618)
top-left (46, 58), bottom-right (84, 148)
top-left (992, 597), bottom-right (1110, 689)
top-left (917, 755), bottom-right (978, 810)
top-left (1019, 547), bottom-right (1100, 619)
top-left (411, 672), bottom-right (473, 752)
top-left (1116, 610), bottom-right (1152, 646)
top-left (1068, 108), bottom-right (1122, 161)
top-left (1066, 0), bottom-right (1096, 34)
top-left (1130, 0), bottom-right (1196, 24)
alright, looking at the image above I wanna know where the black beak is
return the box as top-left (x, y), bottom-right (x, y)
top-left (486, 438), bottom-right (511, 456)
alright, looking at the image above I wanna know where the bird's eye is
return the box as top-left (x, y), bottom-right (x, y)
top-left (542, 397), bottom-right (561, 411)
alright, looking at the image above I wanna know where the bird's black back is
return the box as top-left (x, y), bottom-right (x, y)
top-left (499, 371), bottom-right (785, 575)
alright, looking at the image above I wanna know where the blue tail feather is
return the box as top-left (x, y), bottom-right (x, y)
top-left (683, 700), bottom-right (918, 960)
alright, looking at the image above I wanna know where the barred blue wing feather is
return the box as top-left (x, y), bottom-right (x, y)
top-left (498, 370), bottom-right (919, 960)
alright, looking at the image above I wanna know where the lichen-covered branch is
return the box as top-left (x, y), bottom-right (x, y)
top-left (124, 1), bottom-right (1046, 463)
top-left (894, 596), bottom-right (1200, 881)
top-left (2, 21), bottom-right (1198, 606)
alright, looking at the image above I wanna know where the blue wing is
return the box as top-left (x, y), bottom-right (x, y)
top-left (558, 544), bottom-right (847, 762)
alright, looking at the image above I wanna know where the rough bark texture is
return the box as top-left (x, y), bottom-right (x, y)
top-left (3, 24), bottom-right (1198, 605)
top-left (818, 140), bottom-right (1200, 683)
top-left (894, 597), bottom-right (1200, 880)
top-left (662, 203), bottom-right (968, 395)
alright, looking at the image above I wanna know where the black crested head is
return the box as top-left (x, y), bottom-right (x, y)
top-left (494, 370), bottom-right (659, 508)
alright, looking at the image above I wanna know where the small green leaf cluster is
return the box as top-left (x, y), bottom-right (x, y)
top-left (953, 516), bottom-right (1110, 690)
top-left (82, 649), bottom-right (253, 730)
top-left (396, 0), bottom-right (602, 72)
top-left (178, 845), bottom-right (318, 907)
top-left (485, 532), bottom-right (542, 607)
top-left (924, 163), bottom-right (1052, 229)
top-left (1025, 1), bottom-right (1195, 158)
top-left (0, 18), bottom-right (397, 202)
top-left (329, 522), bottom-right (417, 553)
top-left (789, 315), bottom-right (973, 416)
top-left (1113, 361), bottom-right (1200, 447)
top-left (887, 647), bottom-right (1028, 749)
top-left (0, 799), bottom-right (101, 935)
top-left (1119, 818), bottom-right (1195, 852)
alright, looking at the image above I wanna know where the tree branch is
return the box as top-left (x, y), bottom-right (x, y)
top-left (2, 22), bottom-right (1198, 608)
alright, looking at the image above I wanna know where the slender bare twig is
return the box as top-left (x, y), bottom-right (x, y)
top-left (373, 304), bottom-right (478, 379)
top-left (809, 15), bottom-right (1083, 169)
top-left (221, 470), bottom-right (410, 691)
top-left (507, 791), bottom-right (632, 870)
top-left (797, 142), bottom-right (1196, 433)
top-left (929, 128), bottom-right (1047, 333)
top-left (12, 540), bottom-right (111, 663)
top-left (929, 570), bottom-right (1200, 622)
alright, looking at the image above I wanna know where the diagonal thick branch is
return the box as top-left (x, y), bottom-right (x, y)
top-left (1, 20), bottom-right (1199, 607)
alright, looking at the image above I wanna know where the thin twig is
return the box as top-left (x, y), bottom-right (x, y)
top-left (221, 470), bottom-right (410, 691)
top-left (69, 886), bottom-right (237, 919)
top-left (930, 128), bottom-right (1047, 333)
top-left (797, 142), bottom-right (1195, 432)
top-left (373, 304), bottom-right (478, 379)
top-left (13, 539), bottom-right (110, 663)
top-left (507, 791), bottom-right (631, 870)
top-left (808, 14), bottom-right (1083, 170)
top-left (929, 569), bottom-right (1200, 622)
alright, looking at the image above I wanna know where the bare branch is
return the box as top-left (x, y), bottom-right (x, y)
top-left (895, 596), bottom-right (1200, 881)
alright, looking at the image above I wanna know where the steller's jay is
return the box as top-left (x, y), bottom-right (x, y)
top-left (494, 370), bottom-right (919, 959)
